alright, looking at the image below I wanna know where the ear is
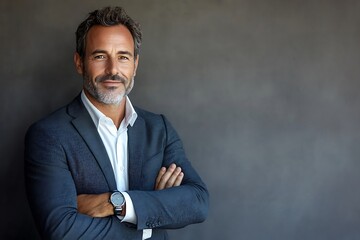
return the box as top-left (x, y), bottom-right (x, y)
top-left (74, 52), bottom-right (83, 75)
top-left (133, 55), bottom-right (139, 76)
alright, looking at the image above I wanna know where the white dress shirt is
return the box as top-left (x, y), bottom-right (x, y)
top-left (81, 91), bottom-right (152, 239)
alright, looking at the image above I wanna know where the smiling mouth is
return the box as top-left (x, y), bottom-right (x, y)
top-left (102, 80), bottom-right (123, 83)
top-left (101, 80), bottom-right (125, 87)
top-left (95, 74), bottom-right (127, 88)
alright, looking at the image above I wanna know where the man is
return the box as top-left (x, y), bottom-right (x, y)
top-left (25, 6), bottom-right (209, 240)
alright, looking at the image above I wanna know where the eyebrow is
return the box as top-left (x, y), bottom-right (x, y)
top-left (91, 49), bottom-right (134, 57)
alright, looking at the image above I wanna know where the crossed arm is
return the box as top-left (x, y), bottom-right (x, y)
top-left (77, 163), bottom-right (184, 218)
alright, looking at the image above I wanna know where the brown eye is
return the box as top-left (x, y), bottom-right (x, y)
top-left (94, 55), bottom-right (105, 60)
top-left (119, 56), bottom-right (129, 61)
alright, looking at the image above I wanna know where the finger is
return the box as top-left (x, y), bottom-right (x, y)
top-left (156, 164), bottom-right (176, 190)
top-left (165, 167), bottom-right (182, 188)
top-left (155, 167), bottom-right (166, 189)
top-left (173, 172), bottom-right (184, 187)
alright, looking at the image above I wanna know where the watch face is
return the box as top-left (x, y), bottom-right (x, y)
top-left (111, 192), bottom-right (124, 207)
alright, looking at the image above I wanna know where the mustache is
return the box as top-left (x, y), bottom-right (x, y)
top-left (95, 74), bottom-right (127, 83)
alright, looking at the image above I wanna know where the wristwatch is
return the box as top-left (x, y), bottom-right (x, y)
top-left (109, 191), bottom-right (125, 216)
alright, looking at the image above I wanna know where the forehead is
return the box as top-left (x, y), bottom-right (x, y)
top-left (85, 25), bottom-right (134, 54)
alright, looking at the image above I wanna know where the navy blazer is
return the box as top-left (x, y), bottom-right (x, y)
top-left (25, 95), bottom-right (209, 240)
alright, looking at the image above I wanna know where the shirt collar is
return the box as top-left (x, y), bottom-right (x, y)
top-left (81, 90), bottom-right (137, 129)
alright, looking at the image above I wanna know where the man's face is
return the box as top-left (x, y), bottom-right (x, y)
top-left (74, 25), bottom-right (138, 105)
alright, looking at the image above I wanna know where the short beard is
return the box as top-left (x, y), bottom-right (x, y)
top-left (83, 73), bottom-right (134, 105)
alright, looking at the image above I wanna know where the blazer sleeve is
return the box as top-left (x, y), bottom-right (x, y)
top-left (127, 115), bottom-right (209, 230)
top-left (24, 122), bottom-right (142, 240)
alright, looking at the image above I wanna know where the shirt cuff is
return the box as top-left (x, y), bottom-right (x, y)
top-left (117, 192), bottom-right (152, 239)
top-left (119, 191), bottom-right (137, 224)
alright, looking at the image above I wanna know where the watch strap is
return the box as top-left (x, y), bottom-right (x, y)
top-left (114, 206), bottom-right (123, 215)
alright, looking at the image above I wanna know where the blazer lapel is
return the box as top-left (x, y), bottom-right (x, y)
top-left (127, 116), bottom-right (145, 190)
top-left (68, 95), bottom-right (117, 190)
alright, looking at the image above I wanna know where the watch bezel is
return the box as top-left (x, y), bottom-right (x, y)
top-left (110, 191), bottom-right (125, 207)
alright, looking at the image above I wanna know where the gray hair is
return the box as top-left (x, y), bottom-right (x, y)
top-left (75, 6), bottom-right (142, 59)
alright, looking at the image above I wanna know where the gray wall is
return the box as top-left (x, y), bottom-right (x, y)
top-left (2, 0), bottom-right (360, 239)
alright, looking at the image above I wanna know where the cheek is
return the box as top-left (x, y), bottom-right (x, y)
top-left (86, 62), bottom-right (106, 75)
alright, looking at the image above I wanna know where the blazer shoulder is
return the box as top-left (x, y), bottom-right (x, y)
top-left (133, 106), bottom-right (180, 140)
top-left (26, 95), bottom-right (81, 134)
top-left (29, 106), bottom-right (68, 130)
top-left (134, 106), bottom-right (165, 123)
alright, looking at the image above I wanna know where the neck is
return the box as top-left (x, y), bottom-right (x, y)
top-left (85, 91), bottom-right (126, 129)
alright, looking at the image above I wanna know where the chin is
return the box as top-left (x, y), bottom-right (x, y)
top-left (102, 93), bottom-right (125, 105)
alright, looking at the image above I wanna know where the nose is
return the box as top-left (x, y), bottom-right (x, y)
top-left (105, 58), bottom-right (118, 76)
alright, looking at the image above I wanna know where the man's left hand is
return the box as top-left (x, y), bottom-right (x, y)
top-left (155, 163), bottom-right (184, 190)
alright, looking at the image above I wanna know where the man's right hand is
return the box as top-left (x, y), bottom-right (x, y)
top-left (155, 163), bottom-right (184, 190)
top-left (77, 192), bottom-right (113, 218)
